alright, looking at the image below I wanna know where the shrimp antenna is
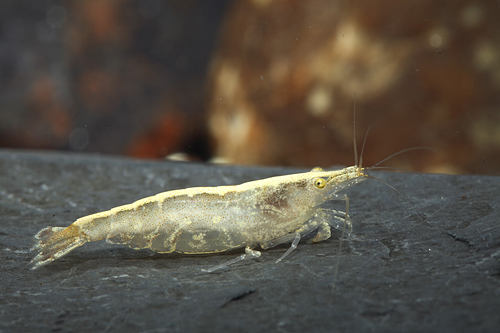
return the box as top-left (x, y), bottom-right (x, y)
top-left (353, 92), bottom-right (358, 167)
top-left (332, 195), bottom-right (350, 293)
top-left (368, 166), bottom-right (430, 181)
top-left (365, 174), bottom-right (426, 225)
top-left (359, 126), bottom-right (371, 169)
top-left (353, 92), bottom-right (371, 168)
top-left (371, 146), bottom-right (435, 168)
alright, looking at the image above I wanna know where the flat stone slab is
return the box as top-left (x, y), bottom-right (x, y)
top-left (1, 150), bottom-right (499, 332)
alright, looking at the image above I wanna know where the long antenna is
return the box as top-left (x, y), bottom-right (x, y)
top-left (371, 146), bottom-right (435, 168)
top-left (359, 125), bottom-right (371, 169)
top-left (334, 92), bottom-right (358, 293)
top-left (353, 92), bottom-right (358, 167)
top-left (364, 173), bottom-right (426, 225)
top-left (332, 195), bottom-right (349, 293)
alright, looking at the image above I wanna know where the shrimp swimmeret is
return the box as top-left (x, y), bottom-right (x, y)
top-left (30, 165), bottom-right (368, 271)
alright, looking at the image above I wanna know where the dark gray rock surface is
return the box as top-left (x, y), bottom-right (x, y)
top-left (1, 150), bottom-right (499, 332)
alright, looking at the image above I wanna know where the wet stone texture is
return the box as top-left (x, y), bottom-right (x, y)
top-left (0, 150), bottom-right (499, 332)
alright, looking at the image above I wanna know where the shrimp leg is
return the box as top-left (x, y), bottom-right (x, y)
top-left (314, 194), bottom-right (352, 234)
top-left (276, 195), bottom-right (352, 262)
top-left (273, 213), bottom-right (341, 263)
top-left (203, 217), bottom-right (323, 272)
top-left (275, 233), bottom-right (301, 263)
top-left (201, 246), bottom-right (262, 273)
top-left (266, 216), bottom-right (332, 263)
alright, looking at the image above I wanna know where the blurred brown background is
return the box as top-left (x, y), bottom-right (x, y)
top-left (0, 0), bottom-right (498, 174)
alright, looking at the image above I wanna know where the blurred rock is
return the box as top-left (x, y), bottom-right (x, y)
top-left (0, 0), bottom-right (228, 159)
top-left (208, 0), bottom-right (500, 174)
top-left (0, 1), bottom-right (73, 149)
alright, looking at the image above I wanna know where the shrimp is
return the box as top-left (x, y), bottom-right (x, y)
top-left (32, 98), bottom-right (421, 271)
top-left (30, 165), bottom-right (367, 270)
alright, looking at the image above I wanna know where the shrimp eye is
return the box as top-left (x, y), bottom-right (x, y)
top-left (313, 178), bottom-right (326, 189)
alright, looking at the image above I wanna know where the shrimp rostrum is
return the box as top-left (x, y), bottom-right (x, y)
top-left (31, 165), bottom-right (368, 271)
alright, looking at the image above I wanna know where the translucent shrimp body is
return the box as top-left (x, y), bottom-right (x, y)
top-left (30, 165), bottom-right (367, 270)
